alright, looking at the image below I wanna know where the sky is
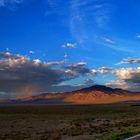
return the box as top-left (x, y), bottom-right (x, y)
top-left (0, 0), bottom-right (140, 98)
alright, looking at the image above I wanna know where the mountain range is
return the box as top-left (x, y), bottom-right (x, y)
top-left (1, 85), bottom-right (140, 105)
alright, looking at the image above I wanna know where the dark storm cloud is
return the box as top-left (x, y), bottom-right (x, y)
top-left (0, 52), bottom-right (96, 98)
top-left (65, 62), bottom-right (96, 76)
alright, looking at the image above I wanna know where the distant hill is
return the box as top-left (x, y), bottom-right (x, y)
top-left (0, 85), bottom-right (140, 105)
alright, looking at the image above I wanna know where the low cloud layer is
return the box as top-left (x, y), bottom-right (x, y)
top-left (1, 52), bottom-right (140, 98)
top-left (0, 52), bottom-right (96, 98)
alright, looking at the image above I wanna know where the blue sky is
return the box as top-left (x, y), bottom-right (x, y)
top-left (0, 0), bottom-right (140, 98)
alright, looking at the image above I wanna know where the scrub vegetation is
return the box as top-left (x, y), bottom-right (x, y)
top-left (0, 104), bottom-right (140, 140)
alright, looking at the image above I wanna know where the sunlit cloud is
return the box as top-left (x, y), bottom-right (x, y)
top-left (90, 69), bottom-right (97, 75)
top-left (29, 51), bottom-right (35, 54)
top-left (44, 61), bottom-right (65, 67)
top-left (112, 68), bottom-right (140, 80)
top-left (98, 67), bottom-right (112, 74)
top-left (107, 67), bottom-right (140, 91)
top-left (70, 61), bottom-right (87, 67)
top-left (62, 43), bottom-right (77, 48)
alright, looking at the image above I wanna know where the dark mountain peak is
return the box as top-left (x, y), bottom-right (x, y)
top-left (76, 85), bottom-right (124, 93)
top-left (40, 85), bottom-right (129, 96)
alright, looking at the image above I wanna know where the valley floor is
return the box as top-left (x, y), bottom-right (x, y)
top-left (0, 104), bottom-right (140, 140)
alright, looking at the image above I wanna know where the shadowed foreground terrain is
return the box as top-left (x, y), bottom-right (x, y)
top-left (0, 104), bottom-right (140, 140)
